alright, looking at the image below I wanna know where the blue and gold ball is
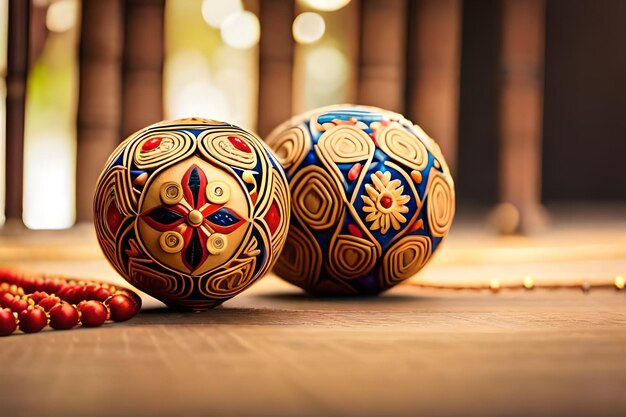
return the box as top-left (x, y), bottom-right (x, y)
top-left (266, 105), bottom-right (455, 295)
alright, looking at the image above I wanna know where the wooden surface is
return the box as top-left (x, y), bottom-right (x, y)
top-left (2, 207), bottom-right (626, 417)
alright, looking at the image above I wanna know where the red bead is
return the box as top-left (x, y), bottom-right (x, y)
top-left (27, 291), bottom-right (49, 303)
top-left (8, 295), bottom-right (29, 313)
top-left (106, 294), bottom-right (140, 322)
top-left (141, 137), bottom-right (163, 152)
top-left (0, 308), bottom-right (17, 336)
top-left (49, 303), bottom-right (79, 330)
top-left (380, 195), bottom-right (393, 209)
top-left (93, 287), bottom-right (111, 302)
top-left (228, 136), bottom-right (251, 153)
top-left (37, 295), bottom-right (61, 312)
top-left (0, 292), bottom-right (13, 308)
top-left (78, 301), bottom-right (108, 327)
top-left (18, 307), bottom-right (48, 333)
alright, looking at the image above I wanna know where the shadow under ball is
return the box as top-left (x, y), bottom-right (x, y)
top-left (266, 105), bottom-right (455, 296)
top-left (93, 118), bottom-right (290, 310)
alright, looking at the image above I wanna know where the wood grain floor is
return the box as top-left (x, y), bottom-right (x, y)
top-left (2, 206), bottom-right (626, 417)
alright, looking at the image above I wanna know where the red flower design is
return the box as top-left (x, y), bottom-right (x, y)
top-left (142, 165), bottom-right (245, 272)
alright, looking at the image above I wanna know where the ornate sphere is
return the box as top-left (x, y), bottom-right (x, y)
top-left (266, 105), bottom-right (455, 295)
top-left (94, 118), bottom-right (290, 310)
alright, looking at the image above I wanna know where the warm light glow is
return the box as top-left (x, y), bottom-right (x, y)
top-left (305, 45), bottom-right (348, 92)
top-left (293, 12), bottom-right (326, 44)
top-left (489, 279), bottom-right (500, 291)
top-left (23, 133), bottom-right (75, 229)
top-left (46, 0), bottom-right (78, 33)
top-left (220, 11), bottom-right (260, 49)
top-left (301, 0), bottom-right (351, 12)
top-left (615, 275), bottom-right (625, 290)
top-left (201, 0), bottom-right (242, 29)
top-left (523, 276), bottom-right (535, 289)
top-left (165, 50), bottom-right (232, 121)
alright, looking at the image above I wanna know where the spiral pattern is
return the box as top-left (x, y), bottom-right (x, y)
top-left (198, 130), bottom-right (259, 170)
top-left (326, 235), bottom-right (378, 281)
top-left (128, 259), bottom-right (194, 301)
top-left (199, 257), bottom-right (257, 298)
top-left (426, 169), bottom-right (455, 238)
top-left (273, 225), bottom-right (322, 288)
top-left (377, 124), bottom-right (429, 171)
top-left (379, 235), bottom-right (432, 289)
top-left (132, 131), bottom-right (196, 170)
top-left (291, 165), bottom-right (342, 230)
top-left (265, 126), bottom-right (310, 176)
top-left (316, 125), bottom-right (374, 164)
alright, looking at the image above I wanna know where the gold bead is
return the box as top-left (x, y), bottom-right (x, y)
top-left (523, 276), bottom-right (534, 289)
top-left (615, 275), bottom-right (625, 290)
top-left (188, 210), bottom-right (204, 226)
top-left (159, 231), bottom-right (184, 254)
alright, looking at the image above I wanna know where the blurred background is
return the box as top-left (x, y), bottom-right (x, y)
top-left (1, 0), bottom-right (625, 232)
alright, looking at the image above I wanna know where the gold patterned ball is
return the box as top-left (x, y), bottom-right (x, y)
top-left (266, 105), bottom-right (455, 295)
top-left (94, 118), bottom-right (290, 310)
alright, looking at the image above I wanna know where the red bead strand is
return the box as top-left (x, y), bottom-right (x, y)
top-left (0, 269), bottom-right (141, 336)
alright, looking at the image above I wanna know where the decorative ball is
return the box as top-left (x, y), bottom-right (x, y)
top-left (94, 118), bottom-right (290, 310)
top-left (266, 105), bottom-right (455, 295)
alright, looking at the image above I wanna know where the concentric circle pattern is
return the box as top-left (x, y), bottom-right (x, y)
top-left (266, 104), bottom-right (455, 295)
top-left (94, 118), bottom-right (290, 310)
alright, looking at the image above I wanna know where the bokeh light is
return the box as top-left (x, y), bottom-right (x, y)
top-left (220, 10), bottom-right (260, 49)
top-left (293, 12), bottom-right (326, 44)
top-left (201, 0), bottom-right (242, 29)
top-left (305, 45), bottom-right (348, 92)
top-left (301, 0), bottom-right (351, 12)
top-left (46, 0), bottom-right (79, 33)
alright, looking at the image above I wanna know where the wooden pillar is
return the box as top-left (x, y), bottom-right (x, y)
top-left (357, 0), bottom-right (407, 113)
top-left (257, 0), bottom-right (294, 138)
top-left (495, 0), bottom-right (546, 234)
top-left (405, 0), bottom-right (462, 173)
top-left (4, 0), bottom-right (30, 221)
top-left (76, 0), bottom-right (124, 222)
top-left (122, 0), bottom-right (165, 138)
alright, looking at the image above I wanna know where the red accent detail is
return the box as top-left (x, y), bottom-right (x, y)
top-left (250, 191), bottom-right (258, 205)
top-left (141, 137), bottom-right (163, 152)
top-left (347, 163), bottom-right (362, 182)
top-left (409, 219), bottom-right (425, 233)
top-left (347, 224), bottom-right (363, 238)
top-left (264, 201), bottom-right (281, 235)
top-left (106, 201), bottom-right (124, 235)
top-left (380, 195), bottom-right (393, 209)
top-left (228, 136), bottom-right (251, 153)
